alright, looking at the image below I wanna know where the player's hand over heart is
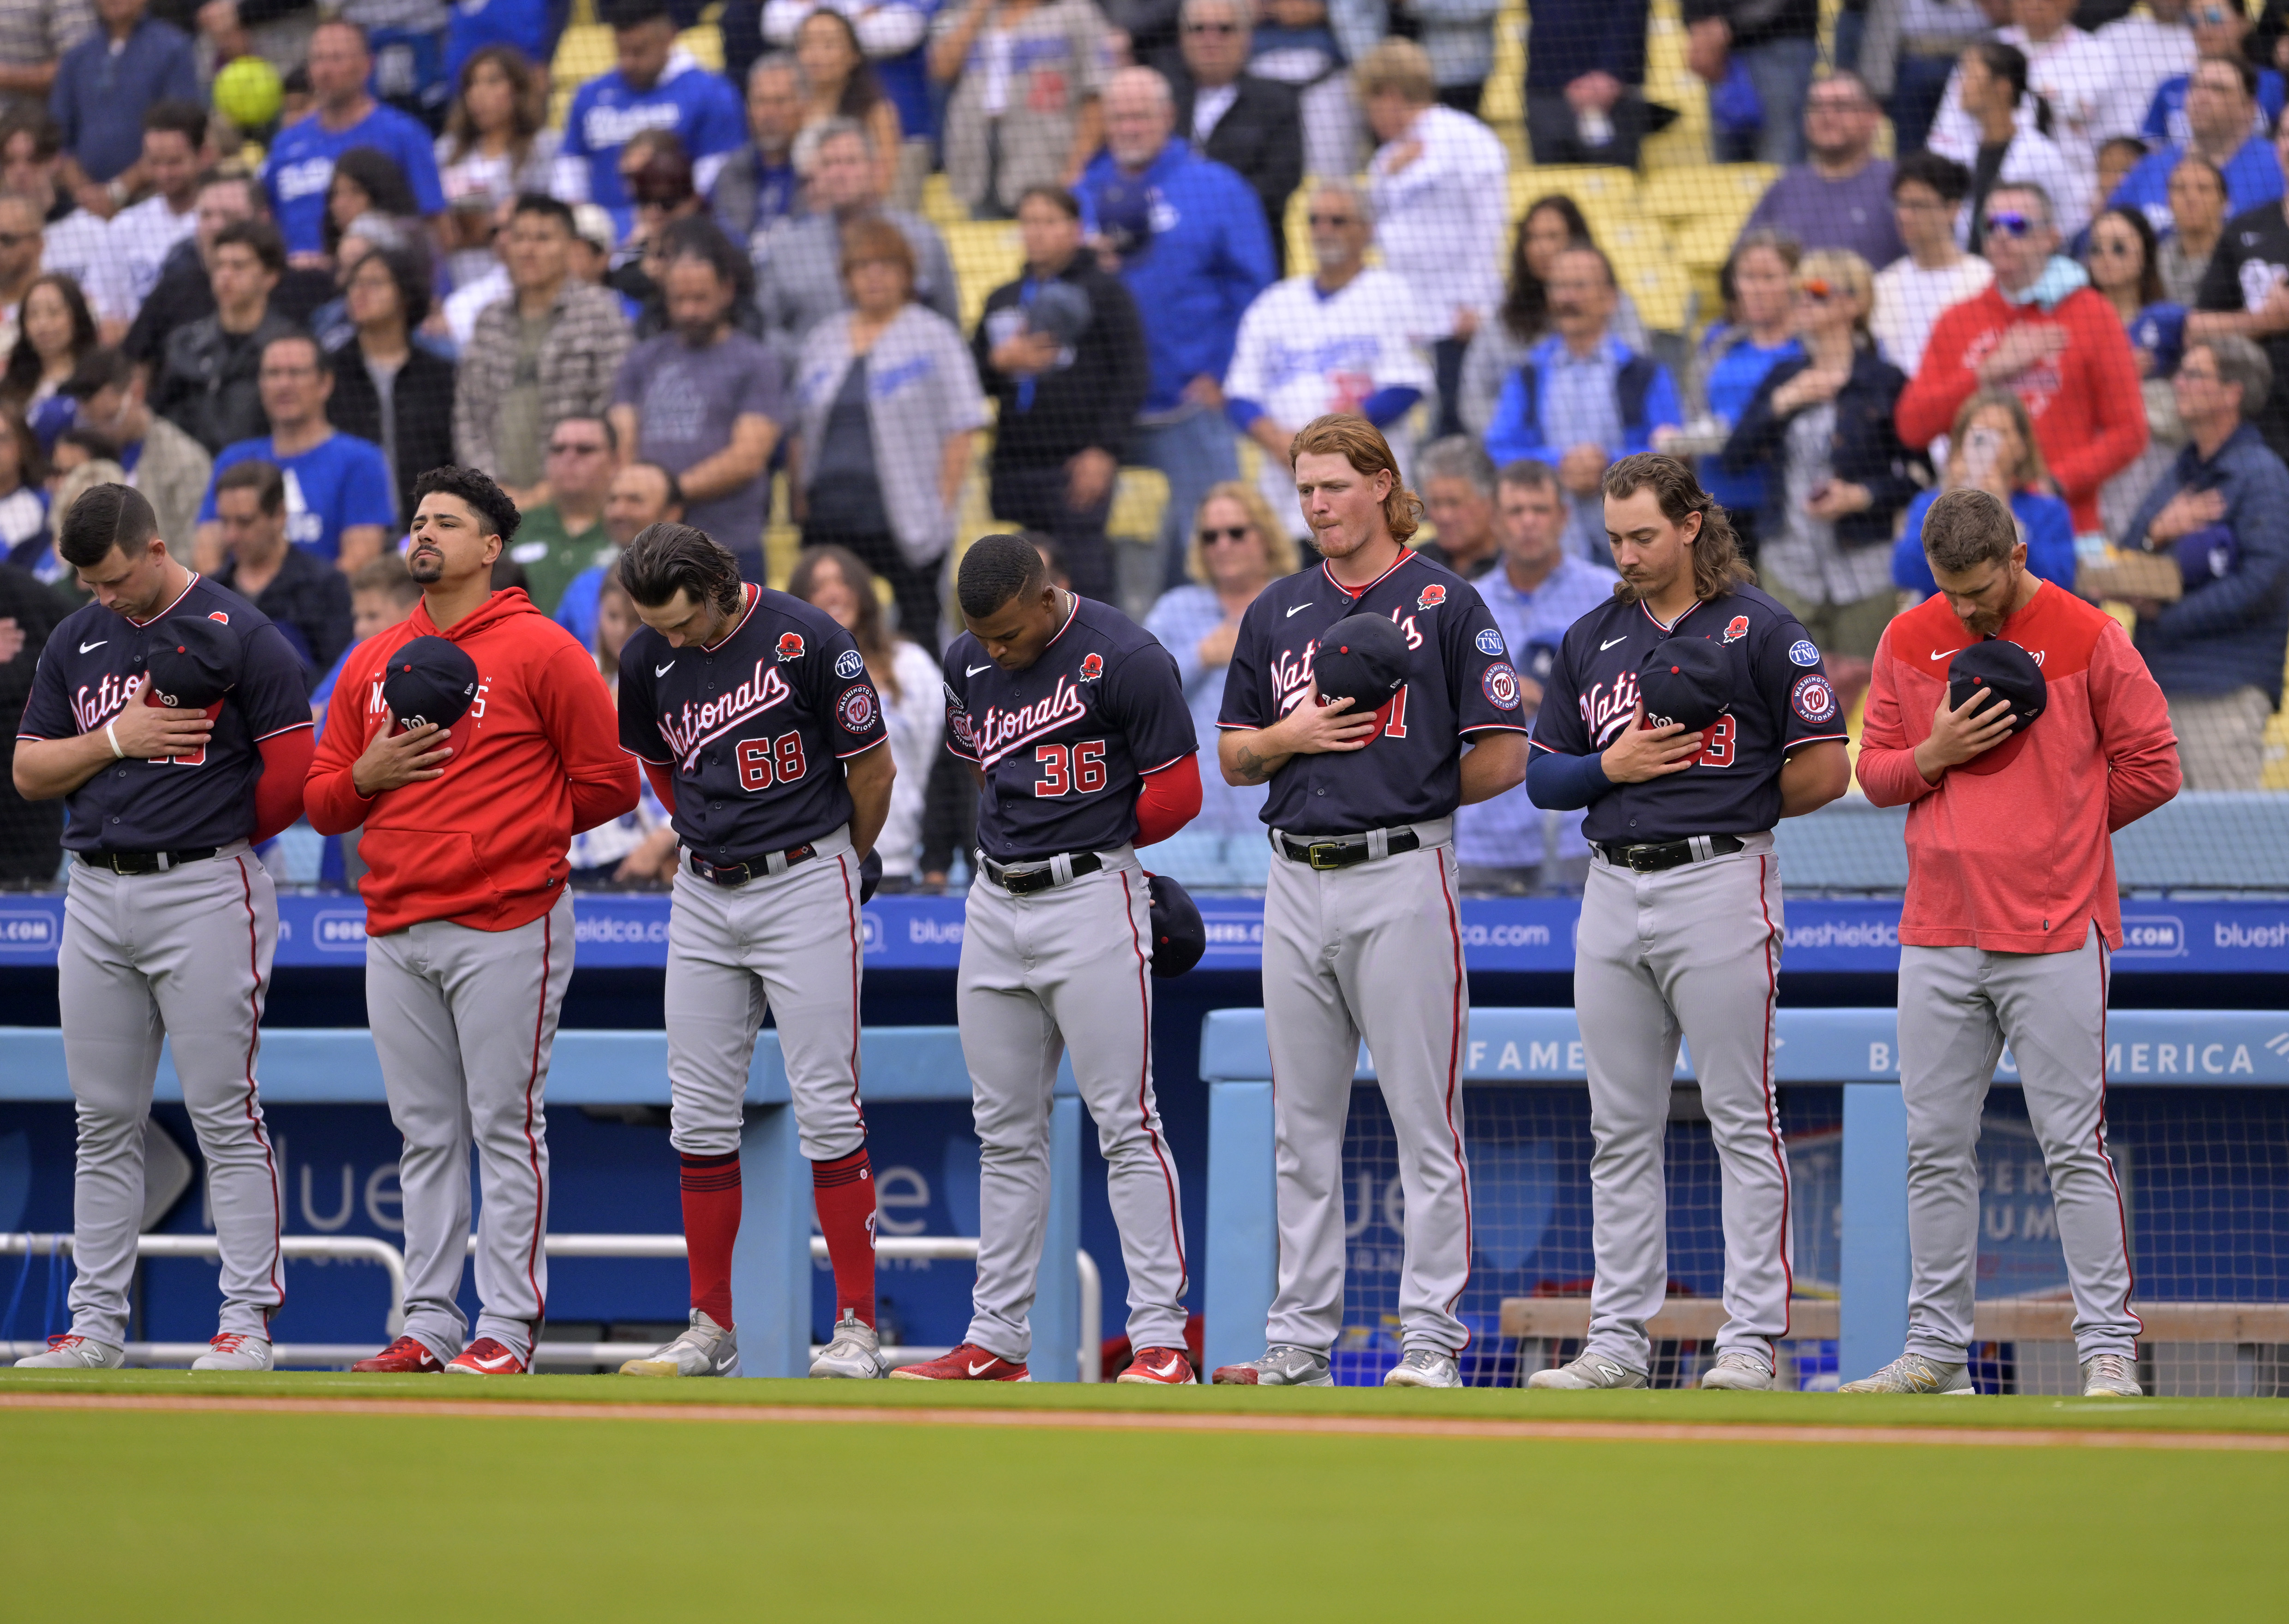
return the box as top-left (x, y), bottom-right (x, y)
top-left (1913, 684), bottom-right (2014, 780)
top-left (108, 677), bottom-right (215, 759)
top-left (1598, 704), bottom-right (1702, 782)
top-left (1276, 690), bottom-right (1380, 755)
top-left (352, 718), bottom-right (453, 796)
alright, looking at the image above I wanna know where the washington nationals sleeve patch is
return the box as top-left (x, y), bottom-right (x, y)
top-left (1792, 673), bottom-right (1839, 723)
top-left (1482, 662), bottom-right (1522, 710)
top-left (836, 684), bottom-right (877, 733)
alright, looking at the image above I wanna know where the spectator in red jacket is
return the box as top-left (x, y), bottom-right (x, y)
top-left (1896, 182), bottom-right (2148, 536)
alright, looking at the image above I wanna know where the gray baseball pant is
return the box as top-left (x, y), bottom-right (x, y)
top-left (1899, 924), bottom-right (2137, 1361)
top-left (1576, 835), bottom-right (1793, 1374)
top-left (57, 847), bottom-right (283, 1346)
top-left (662, 828), bottom-right (865, 1161)
top-left (1262, 822), bottom-right (1474, 1357)
top-left (958, 848), bottom-right (1189, 1362)
top-left (365, 889), bottom-right (575, 1364)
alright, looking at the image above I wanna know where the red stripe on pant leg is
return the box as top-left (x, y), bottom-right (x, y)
top-left (1436, 855), bottom-right (1473, 1343)
top-left (837, 853), bottom-right (864, 1133)
top-left (234, 856), bottom-right (283, 1315)
top-left (520, 908), bottom-right (551, 1329)
top-left (1122, 871), bottom-right (1186, 1290)
top-left (1754, 854), bottom-right (1792, 1335)
top-left (2093, 939), bottom-right (2140, 1339)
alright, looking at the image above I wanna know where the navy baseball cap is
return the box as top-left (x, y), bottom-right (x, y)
top-left (1312, 613), bottom-right (1408, 713)
top-left (382, 635), bottom-right (480, 730)
top-left (858, 848), bottom-right (882, 904)
top-left (2170, 521), bottom-right (2238, 589)
top-left (144, 614), bottom-right (238, 709)
top-left (1948, 637), bottom-right (2046, 776)
top-left (1023, 279), bottom-right (1093, 348)
top-left (1092, 173), bottom-right (1156, 257)
top-left (1638, 636), bottom-right (1733, 731)
top-left (1146, 872), bottom-right (1205, 978)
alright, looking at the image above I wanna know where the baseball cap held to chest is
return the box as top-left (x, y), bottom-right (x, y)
top-left (144, 615), bottom-right (239, 709)
top-left (1312, 612), bottom-right (1408, 712)
top-left (383, 635), bottom-right (481, 730)
top-left (1947, 636), bottom-right (2046, 776)
top-left (1638, 636), bottom-right (1734, 731)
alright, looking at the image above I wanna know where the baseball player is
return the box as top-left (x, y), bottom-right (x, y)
top-left (1522, 453), bottom-right (1850, 1392)
top-left (307, 466), bottom-right (637, 1377)
top-left (1210, 413), bottom-right (1529, 1391)
top-left (12, 484), bottom-right (313, 1372)
top-left (611, 522), bottom-right (896, 1380)
top-left (1846, 487), bottom-right (2180, 1398)
top-left (893, 532), bottom-right (1204, 1384)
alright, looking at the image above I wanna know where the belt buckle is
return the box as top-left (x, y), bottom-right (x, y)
top-left (1627, 846), bottom-right (1659, 874)
top-left (1307, 840), bottom-right (1346, 871)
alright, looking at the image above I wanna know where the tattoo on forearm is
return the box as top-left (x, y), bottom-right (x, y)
top-left (1233, 744), bottom-right (1273, 783)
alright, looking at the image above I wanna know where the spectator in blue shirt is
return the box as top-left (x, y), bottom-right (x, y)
top-left (1484, 244), bottom-right (1682, 558)
top-left (48, 0), bottom-right (196, 196)
top-left (1892, 389), bottom-right (2079, 598)
top-left (559, 0), bottom-right (745, 236)
top-left (263, 20), bottom-right (447, 261)
top-left (710, 52), bottom-right (805, 248)
top-left (195, 334), bottom-right (397, 571)
top-left (2114, 54), bottom-right (2284, 237)
top-left (1079, 66), bottom-right (1275, 587)
top-left (1455, 459), bottom-right (1620, 892)
top-left (1697, 227), bottom-right (1802, 564)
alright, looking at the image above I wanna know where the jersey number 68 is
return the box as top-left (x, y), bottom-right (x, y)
top-left (736, 731), bottom-right (810, 790)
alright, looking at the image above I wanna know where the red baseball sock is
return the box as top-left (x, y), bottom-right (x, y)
top-left (679, 1150), bottom-right (741, 1328)
top-left (812, 1146), bottom-right (876, 1328)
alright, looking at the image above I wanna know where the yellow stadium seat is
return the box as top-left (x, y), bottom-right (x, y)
top-left (1509, 165), bottom-right (1641, 239)
top-left (941, 219), bottom-right (1023, 331)
top-left (1613, 252), bottom-right (1695, 333)
top-left (1109, 467), bottom-right (1169, 543)
top-left (920, 173), bottom-right (968, 230)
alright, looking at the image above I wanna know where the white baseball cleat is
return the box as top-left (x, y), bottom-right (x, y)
top-left (191, 1332), bottom-right (273, 1372)
top-left (1383, 1348), bottom-right (1463, 1388)
top-left (1210, 1344), bottom-right (1334, 1386)
top-left (1838, 1352), bottom-right (1977, 1394)
top-left (1697, 1351), bottom-right (1775, 1391)
top-left (2079, 1353), bottom-right (2142, 1398)
top-left (809, 1311), bottom-right (886, 1379)
top-left (1527, 1352), bottom-right (1648, 1390)
top-left (619, 1310), bottom-right (739, 1378)
top-left (13, 1333), bottom-right (125, 1369)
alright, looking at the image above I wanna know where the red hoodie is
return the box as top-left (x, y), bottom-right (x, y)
top-left (1857, 582), bottom-right (2181, 955)
top-left (306, 589), bottom-right (639, 935)
top-left (1894, 281), bottom-right (2146, 534)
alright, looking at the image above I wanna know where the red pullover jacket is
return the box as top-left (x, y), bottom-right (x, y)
top-left (1894, 281), bottom-right (2146, 534)
top-left (306, 589), bottom-right (638, 935)
top-left (1858, 582), bottom-right (2181, 955)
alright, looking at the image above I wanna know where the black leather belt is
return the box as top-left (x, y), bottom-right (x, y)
top-left (1272, 828), bottom-right (1422, 871)
top-left (78, 847), bottom-right (218, 875)
top-left (687, 844), bottom-right (818, 888)
top-left (980, 852), bottom-right (1102, 895)
top-left (1594, 834), bottom-right (1746, 873)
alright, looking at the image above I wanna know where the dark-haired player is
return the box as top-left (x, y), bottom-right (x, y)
top-left (1523, 453), bottom-right (1849, 1392)
top-left (13, 484), bottom-right (313, 1371)
top-left (1210, 415), bottom-right (1528, 1391)
top-left (893, 533), bottom-right (1204, 1384)
top-left (612, 522), bottom-right (896, 1380)
top-left (308, 466), bottom-right (637, 1376)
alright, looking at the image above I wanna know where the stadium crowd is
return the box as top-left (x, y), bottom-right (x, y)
top-left (0, 0), bottom-right (2282, 891)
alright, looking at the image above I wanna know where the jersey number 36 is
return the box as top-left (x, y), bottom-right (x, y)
top-left (737, 731), bottom-right (809, 790)
top-left (1035, 740), bottom-right (1107, 796)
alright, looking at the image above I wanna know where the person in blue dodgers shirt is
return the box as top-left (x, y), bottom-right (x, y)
top-left (262, 20), bottom-right (446, 262)
top-left (559, 0), bottom-right (746, 237)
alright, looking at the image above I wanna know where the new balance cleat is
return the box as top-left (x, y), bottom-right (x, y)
top-left (620, 1310), bottom-right (739, 1378)
top-left (808, 1312), bottom-right (884, 1379)
top-left (445, 1337), bottom-right (527, 1376)
top-left (350, 1336), bottom-right (445, 1374)
top-left (1838, 1352), bottom-right (1976, 1394)
top-left (2080, 1353), bottom-right (2142, 1398)
top-left (1116, 1346), bottom-right (1195, 1385)
top-left (1698, 1351), bottom-right (1775, 1391)
top-left (191, 1332), bottom-right (273, 1372)
top-left (1210, 1344), bottom-right (1333, 1386)
top-left (12, 1333), bottom-right (124, 1369)
top-left (890, 1343), bottom-right (1029, 1381)
top-left (1383, 1348), bottom-right (1463, 1388)
top-left (1527, 1352), bottom-right (1648, 1390)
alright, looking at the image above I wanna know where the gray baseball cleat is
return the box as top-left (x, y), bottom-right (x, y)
top-left (809, 1311), bottom-right (886, 1379)
top-left (1211, 1344), bottom-right (1334, 1386)
top-left (1697, 1351), bottom-right (1775, 1391)
top-left (1383, 1348), bottom-right (1463, 1388)
top-left (13, 1333), bottom-right (125, 1369)
top-left (619, 1309), bottom-right (739, 1378)
top-left (1527, 1352), bottom-right (1648, 1390)
top-left (1838, 1352), bottom-right (1977, 1394)
top-left (2079, 1353), bottom-right (2142, 1397)
top-left (191, 1332), bottom-right (273, 1372)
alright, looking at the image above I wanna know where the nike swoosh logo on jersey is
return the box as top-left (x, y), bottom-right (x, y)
top-left (655, 662), bottom-right (675, 676)
top-left (1600, 636), bottom-right (1629, 651)
top-left (967, 663), bottom-right (993, 676)
top-left (1929, 650), bottom-right (1951, 659)
top-left (967, 1358), bottom-right (995, 1375)
top-left (1287, 603), bottom-right (1312, 616)
top-left (79, 640), bottom-right (106, 653)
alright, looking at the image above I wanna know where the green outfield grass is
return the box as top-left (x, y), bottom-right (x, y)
top-left (3, 1375), bottom-right (2285, 1619)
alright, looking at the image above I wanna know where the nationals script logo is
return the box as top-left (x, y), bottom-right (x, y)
top-left (969, 674), bottom-right (1090, 766)
top-left (1579, 670), bottom-right (1641, 747)
top-left (659, 658), bottom-right (792, 769)
top-left (1270, 640), bottom-right (1318, 716)
top-left (68, 673), bottom-right (141, 734)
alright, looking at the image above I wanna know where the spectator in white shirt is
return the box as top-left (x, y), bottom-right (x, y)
top-left (107, 99), bottom-right (204, 317)
top-left (1874, 149), bottom-right (1993, 376)
top-left (1952, 38), bottom-right (2090, 249)
top-left (1929, 0), bottom-right (2122, 196)
top-left (2096, 0), bottom-right (2195, 141)
top-left (1359, 38), bottom-right (1507, 439)
top-left (0, 109), bottom-right (119, 326)
top-left (1222, 177), bottom-right (1433, 539)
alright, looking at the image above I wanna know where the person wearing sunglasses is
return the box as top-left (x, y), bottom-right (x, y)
top-left (1898, 181), bottom-right (2147, 539)
top-left (506, 414), bottom-right (622, 616)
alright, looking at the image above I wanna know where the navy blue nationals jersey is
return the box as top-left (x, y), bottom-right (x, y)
top-left (942, 593), bottom-right (1196, 863)
top-left (1218, 550), bottom-right (1527, 834)
top-left (17, 573), bottom-right (312, 852)
top-left (1529, 583), bottom-right (1846, 844)
top-left (617, 584), bottom-right (887, 863)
